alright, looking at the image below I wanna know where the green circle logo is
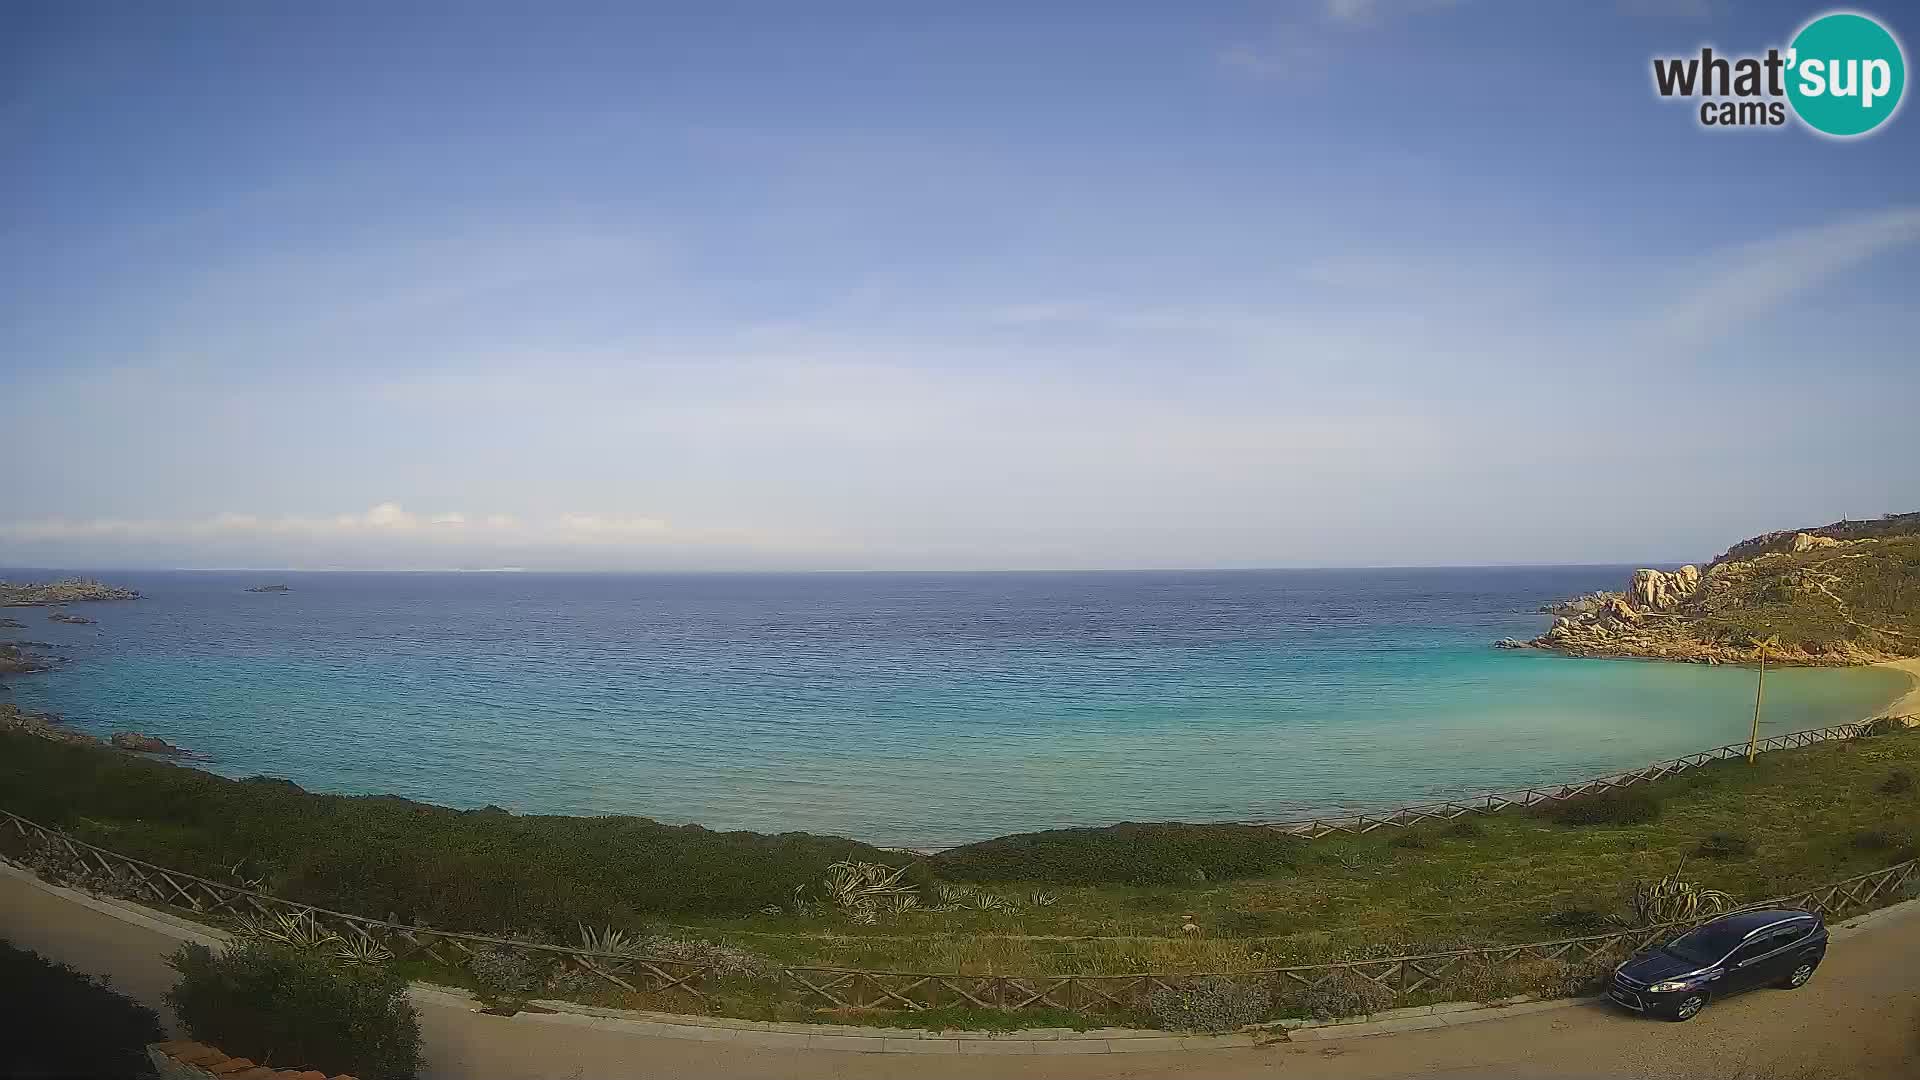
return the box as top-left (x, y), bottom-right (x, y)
top-left (1787, 12), bottom-right (1906, 137)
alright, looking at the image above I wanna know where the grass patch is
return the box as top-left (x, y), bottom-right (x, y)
top-left (4, 725), bottom-right (1919, 986)
top-left (1695, 832), bottom-right (1753, 860)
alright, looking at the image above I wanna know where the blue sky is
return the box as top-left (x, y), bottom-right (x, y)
top-left (4, 1), bottom-right (1917, 570)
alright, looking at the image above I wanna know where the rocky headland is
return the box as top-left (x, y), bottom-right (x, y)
top-left (0, 579), bottom-right (141, 606)
top-left (0, 704), bottom-right (197, 757)
top-left (1503, 513), bottom-right (1920, 666)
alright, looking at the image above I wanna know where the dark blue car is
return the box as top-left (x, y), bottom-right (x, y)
top-left (1608, 908), bottom-right (1827, 1021)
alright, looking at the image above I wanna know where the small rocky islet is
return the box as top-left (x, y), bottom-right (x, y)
top-left (1502, 512), bottom-right (1920, 666)
top-left (245, 584), bottom-right (292, 593)
top-left (0, 578), bottom-right (141, 606)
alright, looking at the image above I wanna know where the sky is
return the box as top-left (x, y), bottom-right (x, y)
top-left (3, 1), bottom-right (1917, 572)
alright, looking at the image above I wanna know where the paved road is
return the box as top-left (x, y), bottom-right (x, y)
top-left (3, 868), bottom-right (1914, 1079)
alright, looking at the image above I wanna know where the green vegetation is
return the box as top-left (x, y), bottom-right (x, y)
top-left (167, 940), bottom-right (423, 1080)
top-left (4, 723), bottom-right (1917, 994)
top-left (0, 731), bottom-right (915, 930)
top-left (1690, 525), bottom-right (1920, 656)
top-left (927, 822), bottom-right (1307, 886)
top-left (0, 940), bottom-right (165, 1079)
top-left (1695, 831), bottom-right (1753, 860)
top-left (1540, 787), bottom-right (1662, 827)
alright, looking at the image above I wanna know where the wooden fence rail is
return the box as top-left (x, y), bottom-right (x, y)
top-left (3, 801), bottom-right (1914, 1019)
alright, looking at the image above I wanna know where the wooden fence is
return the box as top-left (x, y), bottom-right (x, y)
top-left (3, 803), bottom-right (1914, 1019)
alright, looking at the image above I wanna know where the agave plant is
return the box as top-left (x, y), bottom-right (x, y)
top-left (576, 923), bottom-right (644, 958)
top-left (969, 892), bottom-right (1015, 912)
top-left (236, 910), bottom-right (341, 950)
top-left (932, 882), bottom-right (974, 905)
top-left (333, 934), bottom-right (395, 965)
top-left (1028, 891), bottom-right (1059, 908)
top-left (880, 892), bottom-right (921, 914)
top-left (1617, 874), bottom-right (1736, 928)
top-left (817, 860), bottom-right (920, 921)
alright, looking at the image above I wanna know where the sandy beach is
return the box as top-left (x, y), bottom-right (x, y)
top-left (1876, 656), bottom-right (1920, 717)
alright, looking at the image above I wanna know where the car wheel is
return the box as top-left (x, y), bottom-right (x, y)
top-left (1665, 993), bottom-right (1707, 1021)
top-left (1778, 961), bottom-right (1817, 989)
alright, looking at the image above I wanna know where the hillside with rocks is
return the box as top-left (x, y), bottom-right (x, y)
top-left (1502, 513), bottom-right (1920, 665)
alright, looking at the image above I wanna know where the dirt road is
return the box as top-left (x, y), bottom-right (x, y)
top-left (3, 866), bottom-right (1914, 1079)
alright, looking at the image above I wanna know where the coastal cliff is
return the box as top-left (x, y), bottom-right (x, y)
top-left (1504, 512), bottom-right (1920, 665)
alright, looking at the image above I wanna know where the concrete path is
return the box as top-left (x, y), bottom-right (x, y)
top-left (3, 864), bottom-right (1915, 1079)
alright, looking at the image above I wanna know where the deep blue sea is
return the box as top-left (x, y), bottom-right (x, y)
top-left (1, 568), bottom-right (1908, 848)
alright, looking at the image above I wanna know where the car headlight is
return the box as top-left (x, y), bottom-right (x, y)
top-left (1649, 979), bottom-right (1695, 993)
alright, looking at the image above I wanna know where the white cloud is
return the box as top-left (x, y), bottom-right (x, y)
top-left (1647, 206), bottom-right (1920, 351)
top-left (0, 504), bottom-right (815, 553)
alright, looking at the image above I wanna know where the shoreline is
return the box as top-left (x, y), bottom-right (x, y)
top-left (1875, 657), bottom-right (1920, 717)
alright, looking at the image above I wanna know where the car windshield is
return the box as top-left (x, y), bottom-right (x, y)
top-left (1662, 924), bottom-right (1746, 965)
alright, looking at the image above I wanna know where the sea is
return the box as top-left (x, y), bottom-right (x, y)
top-left (1, 567), bottom-right (1907, 849)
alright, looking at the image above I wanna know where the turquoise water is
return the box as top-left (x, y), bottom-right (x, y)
top-left (0, 568), bottom-right (1906, 847)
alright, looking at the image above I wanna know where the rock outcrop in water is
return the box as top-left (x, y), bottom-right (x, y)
top-left (111, 732), bottom-right (191, 756)
top-left (0, 704), bottom-right (99, 747)
top-left (0, 579), bottom-right (141, 606)
top-left (47, 612), bottom-right (96, 625)
top-left (0, 643), bottom-right (54, 676)
top-left (1503, 513), bottom-right (1920, 666)
top-left (245, 584), bottom-right (291, 593)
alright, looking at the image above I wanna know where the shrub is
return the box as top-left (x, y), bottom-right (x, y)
top-left (930, 822), bottom-right (1306, 886)
top-left (0, 940), bottom-right (165, 1080)
top-left (1388, 830), bottom-right (1429, 850)
top-left (1851, 828), bottom-right (1895, 852)
top-left (1545, 788), bottom-right (1661, 827)
top-left (1879, 769), bottom-right (1914, 795)
top-left (18, 836), bottom-right (152, 901)
top-left (1279, 967), bottom-right (1394, 1021)
top-left (0, 731), bottom-right (913, 929)
top-left (1444, 817), bottom-right (1485, 838)
top-left (1146, 976), bottom-right (1271, 1032)
top-left (1696, 832), bottom-right (1754, 860)
top-left (633, 935), bottom-right (776, 981)
top-left (165, 941), bottom-right (422, 1080)
top-left (467, 941), bottom-right (552, 1005)
top-left (1448, 955), bottom-right (1618, 1002)
top-left (1542, 906), bottom-right (1609, 935)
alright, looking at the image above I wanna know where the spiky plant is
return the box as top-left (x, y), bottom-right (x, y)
top-left (1618, 874), bottom-right (1736, 928)
top-left (332, 935), bottom-right (395, 966)
top-left (576, 924), bottom-right (643, 958)
top-left (1029, 891), bottom-right (1059, 908)
top-left (235, 910), bottom-right (341, 951)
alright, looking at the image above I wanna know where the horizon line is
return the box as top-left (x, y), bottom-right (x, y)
top-left (0, 560), bottom-right (1704, 576)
